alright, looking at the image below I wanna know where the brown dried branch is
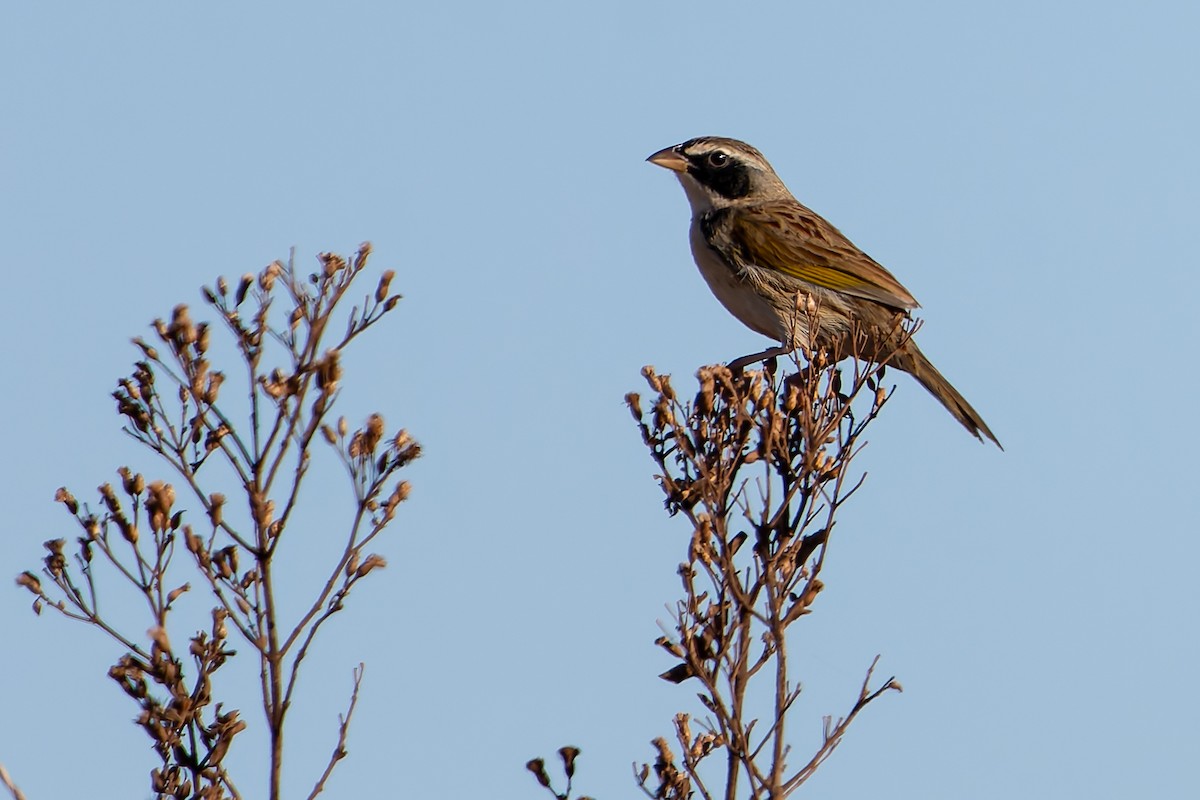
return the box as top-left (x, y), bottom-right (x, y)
top-left (306, 663), bottom-right (366, 800)
top-left (630, 315), bottom-right (910, 799)
top-left (18, 246), bottom-right (413, 800)
top-left (781, 656), bottom-right (901, 793)
top-left (527, 746), bottom-right (592, 800)
top-left (0, 763), bottom-right (27, 800)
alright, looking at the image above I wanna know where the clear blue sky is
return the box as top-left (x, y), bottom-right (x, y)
top-left (3, 1), bottom-right (1197, 798)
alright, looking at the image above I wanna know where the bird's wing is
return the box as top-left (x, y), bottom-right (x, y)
top-left (728, 201), bottom-right (920, 311)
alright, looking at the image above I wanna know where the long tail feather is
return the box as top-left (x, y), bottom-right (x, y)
top-left (893, 344), bottom-right (1002, 449)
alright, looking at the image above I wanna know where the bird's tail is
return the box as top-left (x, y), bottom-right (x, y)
top-left (892, 343), bottom-right (1002, 449)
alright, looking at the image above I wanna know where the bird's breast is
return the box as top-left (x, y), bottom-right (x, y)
top-left (687, 219), bottom-right (789, 342)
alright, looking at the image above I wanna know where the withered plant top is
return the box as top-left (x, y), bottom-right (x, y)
top-left (18, 244), bottom-right (417, 800)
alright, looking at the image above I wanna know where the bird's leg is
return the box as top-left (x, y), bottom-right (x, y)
top-left (728, 343), bottom-right (795, 372)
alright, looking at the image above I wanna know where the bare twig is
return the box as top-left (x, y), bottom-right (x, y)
top-left (628, 315), bottom-right (911, 798)
top-left (307, 663), bottom-right (366, 800)
top-left (0, 763), bottom-right (28, 800)
top-left (18, 247), bottom-right (413, 800)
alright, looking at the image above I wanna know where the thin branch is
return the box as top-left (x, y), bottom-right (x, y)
top-left (0, 764), bottom-right (27, 800)
top-left (306, 663), bottom-right (365, 800)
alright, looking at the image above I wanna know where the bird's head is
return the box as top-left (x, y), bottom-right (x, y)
top-left (647, 137), bottom-right (791, 213)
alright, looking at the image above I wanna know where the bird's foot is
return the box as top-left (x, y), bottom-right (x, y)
top-left (727, 344), bottom-right (794, 372)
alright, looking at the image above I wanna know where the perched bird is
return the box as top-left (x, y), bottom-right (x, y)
top-left (647, 136), bottom-right (1000, 447)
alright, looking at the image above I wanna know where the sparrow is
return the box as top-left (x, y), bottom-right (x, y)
top-left (647, 136), bottom-right (1000, 448)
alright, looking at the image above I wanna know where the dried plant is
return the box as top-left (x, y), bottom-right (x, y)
top-left (16, 244), bottom-right (416, 800)
top-left (624, 316), bottom-right (909, 799)
top-left (526, 747), bottom-right (593, 800)
top-left (530, 312), bottom-right (910, 799)
top-left (0, 764), bottom-right (27, 800)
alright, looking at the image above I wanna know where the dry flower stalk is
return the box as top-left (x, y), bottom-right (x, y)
top-left (623, 315), bottom-right (909, 800)
top-left (17, 244), bottom-right (415, 800)
top-left (526, 746), bottom-right (595, 800)
top-left (528, 316), bottom-right (909, 800)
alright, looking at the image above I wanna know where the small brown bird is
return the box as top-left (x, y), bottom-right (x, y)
top-left (648, 136), bottom-right (1000, 447)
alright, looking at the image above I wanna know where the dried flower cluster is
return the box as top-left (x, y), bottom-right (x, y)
top-left (527, 321), bottom-right (909, 800)
top-left (527, 746), bottom-right (591, 800)
top-left (17, 245), bottom-right (414, 800)
top-left (623, 323), bottom-right (908, 799)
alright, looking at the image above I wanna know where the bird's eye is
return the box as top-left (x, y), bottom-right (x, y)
top-left (708, 152), bottom-right (729, 167)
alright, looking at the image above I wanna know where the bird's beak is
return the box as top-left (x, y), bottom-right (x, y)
top-left (647, 145), bottom-right (689, 173)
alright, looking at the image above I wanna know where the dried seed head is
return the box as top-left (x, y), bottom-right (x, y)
top-left (117, 467), bottom-right (144, 497)
top-left (170, 304), bottom-right (196, 347)
top-left (376, 269), bottom-right (395, 303)
top-left (250, 496), bottom-right (274, 530)
top-left (320, 252), bottom-right (347, 277)
top-left (367, 413), bottom-right (384, 438)
top-left (525, 759), bottom-right (551, 789)
top-left (204, 371), bottom-right (225, 404)
top-left (625, 391), bottom-right (643, 420)
top-left (383, 480), bottom-right (412, 520)
top-left (674, 714), bottom-right (691, 749)
top-left (213, 545), bottom-right (238, 579)
top-left (800, 578), bottom-right (824, 608)
top-left (131, 337), bottom-right (159, 361)
top-left (696, 367), bottom-right (715, 414)
top-left (558, 746), bottom-right (580, 778)
top-left (655, 636), bottom-right (684, 658)
top-left (184, 525), bottom-right (203, 556)
top-left (316, 350), bottom-right (342, 394)
top-left (357, 413), bottom-right (384, 454)
top-left (235, 273), bottom-right (254, 305)
top-left (55, 487), bottom-right (79, 515)
top-left (354, 553), bottom-right (387, 579)
top-left (260, 261), bottom-right (283, 291)
top-left (99, 482), bottom-right (120, 513)
top-left (213, 608), bottom-right (229, 639)
top-left (146, 481), bottom-right (176, 533)
top-left (641, 365), bottom-right (662, 392)
top-left (205, 423), bottom-right (230, 453)
top-left (16, 570), bottom-right (43, 595)
top-left (354, 241), bottom-right (373, 267)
